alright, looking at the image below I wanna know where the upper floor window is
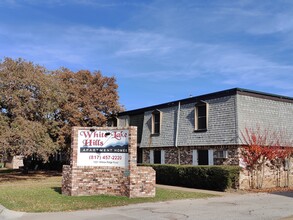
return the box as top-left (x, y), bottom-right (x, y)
top-left (195, 101), bottom-right (208, 131)
top-left (152, 109), bottom-right (161, 134)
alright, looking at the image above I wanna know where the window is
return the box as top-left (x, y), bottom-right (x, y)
top-left (154, 150), bottom-right (161, 164)
top-left (150, 149), bottom-right (165, 164)
top-left (195, 101), bottom-right (208, 131)
top-left (214, 150), bottom-right (228, 159)
top-left (152, 110), bottom-right (161, 134)
top-left (192, 149), bottom-right (214, 165)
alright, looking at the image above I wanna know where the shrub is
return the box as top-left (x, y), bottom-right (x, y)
top-left (25, 159), bottom-right (68, 172)
top-left (146, 164), bottom-right (180, 186)
top-left (141, 164), bottom-right (241, 191)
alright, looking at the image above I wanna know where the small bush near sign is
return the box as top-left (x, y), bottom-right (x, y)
top-left (143, 164), bottom-right (241, 191)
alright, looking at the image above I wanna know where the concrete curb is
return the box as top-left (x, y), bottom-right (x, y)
top-left (280, 216), bottom-right (293, 220)
top-left (155, 184), bottom-right (234, 196)
top-left (0, 205), bottom-right (24, 219)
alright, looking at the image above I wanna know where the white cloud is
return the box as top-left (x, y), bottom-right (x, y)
top-left (1, 0), bottom-right (293, 100)
top-left (2, 22), bottom-right (293, 91)
top-left (246, 13), bottom-right (293, 35)
top-left (188, 44), bottom-right (293, 89)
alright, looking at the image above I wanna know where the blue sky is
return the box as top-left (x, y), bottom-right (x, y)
top-left (1, 0), bottom-right (293, 110)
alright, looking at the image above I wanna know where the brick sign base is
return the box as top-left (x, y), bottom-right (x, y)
top-left (62, 126), bottom-right (156, 198)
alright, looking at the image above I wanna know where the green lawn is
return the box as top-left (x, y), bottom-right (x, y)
top-left (0, 171), bottom-right (217, 212)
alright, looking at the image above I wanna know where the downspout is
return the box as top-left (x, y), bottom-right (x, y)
top-left (175, 101), bottom-right (181, 165)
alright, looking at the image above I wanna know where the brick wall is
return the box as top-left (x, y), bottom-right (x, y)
top-left (142, 146), bottom-right (239, 165)
top-left (62, 126), bottom-right (155, 198)
top-left (239, 158), bottom-right (293, 189)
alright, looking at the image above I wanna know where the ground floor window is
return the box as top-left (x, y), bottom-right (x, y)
top-left (214, 150), bottom-right (228, 159)
top-left (150, 149), bottom-right (165, 164)
top-left (192, 149), bottom-right (214, 165)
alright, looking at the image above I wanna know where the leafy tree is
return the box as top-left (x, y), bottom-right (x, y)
top-left (0, 58), bottom-right (63, 161)
top-left (53, 68), bottom-right (123, 154)
top-left (8, 117), bottom-right (57, 161)
top-left (0, 57), bottom-right (122, 164)
top-left (0, 114), bottom-right (9, 163)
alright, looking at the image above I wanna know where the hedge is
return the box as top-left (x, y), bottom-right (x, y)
top-left (141, 164), bottom-right (241, 191)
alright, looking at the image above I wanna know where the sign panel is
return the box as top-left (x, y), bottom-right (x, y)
top-left (77, 129), bottom-right (129, 167)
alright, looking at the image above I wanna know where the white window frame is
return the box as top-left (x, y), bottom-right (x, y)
top-left (192, 150), bottom-right (198, 165)
top-left (161, 150), bottom-right (165, 164)
top-left (150, 150), bottom-right (154, 164)
top-left (208, 149), bottom-right (214, 165)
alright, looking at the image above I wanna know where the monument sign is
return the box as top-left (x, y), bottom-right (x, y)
top-left (62, 126), bottom-right (156, 198)
top-left (77, 129), bottom-right (129, 167)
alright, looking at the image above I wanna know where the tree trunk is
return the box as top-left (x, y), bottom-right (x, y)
top-left (22, 158), bottom-right (31, 174)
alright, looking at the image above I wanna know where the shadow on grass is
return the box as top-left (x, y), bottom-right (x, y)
top-left (52, 187), bottom-right (62, 194)
top-left (0, 170), bottom-right (62, 183)
top-left (0, 168), bottom-right (19, 174)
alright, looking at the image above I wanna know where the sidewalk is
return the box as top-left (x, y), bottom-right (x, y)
top-left (0, 204), bottom-right (24, 219)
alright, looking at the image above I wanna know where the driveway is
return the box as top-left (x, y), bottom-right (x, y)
top-left (1, 190), bottom-right (293, 220)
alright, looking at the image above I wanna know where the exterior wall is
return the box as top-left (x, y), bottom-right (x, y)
top-left (142, 146), bottom-right (239, 166)
top-left (118, 115), bottom-right (129, 127)
top-left (129, 114), bottom-right (144, 144)
top-left (237, 94), bottom-right (293, 189)
top-left (62, 126), bottom-right (156, 198)
top-left (141, 106), bottom-right (178, 148)
top-left (178, 95), bottom-right (238, 146)
top-left (237, 94), bottom-right (293, 144)
top-left (239, 158), bottom-right (293, 189)
top-left (140, 95), bottom-right (238, 148)
top-left (5, 156), bottom-right (24, 169)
